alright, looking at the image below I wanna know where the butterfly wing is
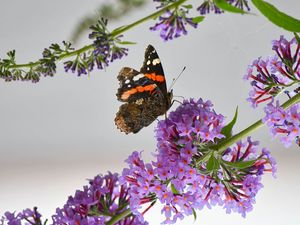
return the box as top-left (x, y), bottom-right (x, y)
top-left (115, 93), bottom-right (166, 134)
top-left (116, 67), bottom-right (160, 103)
top-left (140, 45), bottom-right (168, 98)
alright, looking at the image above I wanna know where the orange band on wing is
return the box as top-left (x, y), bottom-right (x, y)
top-left (145, 73), bottom-right (165, 82)
top-left (121, 84), bottom-right (156, 100)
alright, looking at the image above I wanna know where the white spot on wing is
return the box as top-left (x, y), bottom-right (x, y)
top-left (127, 84), bottom-right (131, 88)
top-left (135, 99), bottom-right (144, 105)
top-left (125, 79), bottom-right (130, 84)
top-left (132, 74), bottom-right (144, 81)
top-left (146, 60), bottom-right (151, 65)
top-left (152, 58), bottom-right (160, 65)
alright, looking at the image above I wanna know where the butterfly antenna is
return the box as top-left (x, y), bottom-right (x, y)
top-left (168, 66), bottom-right (186, 91)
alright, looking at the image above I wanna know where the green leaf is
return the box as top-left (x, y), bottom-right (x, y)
top-left (223, 159), bottom-right (256, 169)
top-left (213, 0), bottom-right (247, 14)
top-left (221, 107), bottom-right (238, 138)
top-left (7, 50), bottom-right (16, 61)
top-left (192, 208), bottom-right (197, 221)
top-left (252, 0), bottom-right (300, 32)
top-left (182, 4), bottom-right (193, 9)
top-left (294, 33), bottom-right (300, 44)
top-left (171, 184), bottom-right (180, 194)
top-left (207, 154), bottom-right (220, 171)
top-left (192, 16), bottom-right (205, 24)
top-left (118, 41), bottom-right (137, 45)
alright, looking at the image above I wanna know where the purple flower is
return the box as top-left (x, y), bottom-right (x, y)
top-left (245, 35), bottom-right (300, 107)
top-left (1, 207), bottom-right (43, 225)
top-left (89, 20), bottom-right (128, 68)
top-left (52, 172), bottom-right (147, 225)
top-left (197, 0), bottom-right (224, 15)
top-left (150, 9), bottom-right (197, 41)
top-left (64, 19), bottom-right (128, 76)
top-left (263, 101), bottom-right (300, 147)
top-left (122, 98), bottom-right (276, 223)
top-left (197, 0), bottom-right (250, 15)
top-left (232, 0), bottom-right (250, 11)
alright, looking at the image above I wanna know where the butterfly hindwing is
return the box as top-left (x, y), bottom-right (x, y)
top-left (115, 93), bottom-right (166, 134)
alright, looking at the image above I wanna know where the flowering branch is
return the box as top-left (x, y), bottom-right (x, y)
top-left (216, 92), bottom-right (300, 153)
top-left (1, 0), bottom-right (299, 82)
top-left (0, 0), bottom-right (190, 82)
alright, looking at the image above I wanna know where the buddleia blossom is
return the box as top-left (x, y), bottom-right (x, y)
top-left (52, 172), bottom-right (147, 225)
top-left (64, 19), bottom-right (129, 76)
top-left (122, 98), bottom-right (276, 224)
top-left (244, 35), bottom-right (300, 107)
top-left (150, 2), bottom-right (198, 41)
top-left (1, 207), bottom-right (43, 225)
top-left (263, 101), bottom-right (300, 147)
top-left (197, 0), bottom-right (250, 15)
top-left (0, 42), bottom-right (73, 83)
top-left (197, 0), bottom-right (224, 15)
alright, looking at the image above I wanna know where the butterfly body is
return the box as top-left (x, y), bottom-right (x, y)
top-left (115, 45), bottom-right (172, 134)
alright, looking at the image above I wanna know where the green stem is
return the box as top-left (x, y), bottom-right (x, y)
top-left (216, 93), bottom-right (300, 153)
top-left (8, 0), bottom-right (188, 70)
top-left (110, 0), bottom-right (188, 37)
top-left (106, 209), bottom-right (131, 225)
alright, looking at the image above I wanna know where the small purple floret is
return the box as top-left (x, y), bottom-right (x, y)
top-left (263, 101), bottom-right (300, 147)
top-left (245, 35), bottom-right (300, 107)
top-left (150, 10), bottom-right (198, 41)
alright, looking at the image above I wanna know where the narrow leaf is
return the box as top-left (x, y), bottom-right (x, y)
top-left (182, 4), bottom-right (193, 9)
top-left (207, 154), bottom-right (220, 171)
top-left (252, 0), bottom-right (300, 32)
top-left (221, 107), bottom-right (238, 138)
top-left (118, 41), bottom-right (137, 45)
top-left (171, 184), bottom-right (179, 194)
top-left (192, 208), bottom-right (197, 221)
top-left (213, 0), bottom-right (247, 14)
top-left (294, 33), bottom-right (300, 44)
top-left (223, 159), bottom-right (256, 169)
top-left (192, 16), bottom-right (205, 24)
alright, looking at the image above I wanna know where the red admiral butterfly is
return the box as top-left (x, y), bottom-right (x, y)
top-left (115, 45), bottom-right (173, 134)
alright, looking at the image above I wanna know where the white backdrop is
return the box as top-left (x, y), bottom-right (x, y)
top-left (0, 0), bottom-right (300, 224)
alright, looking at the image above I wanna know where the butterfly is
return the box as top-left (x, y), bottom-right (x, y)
top-left (115, 45), bottom-right (173, 134)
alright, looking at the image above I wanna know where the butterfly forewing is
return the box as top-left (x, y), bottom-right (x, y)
top-left (140, 45), bottom-right (168, 97)
top-left (116, 67), bottom-right (158, 103)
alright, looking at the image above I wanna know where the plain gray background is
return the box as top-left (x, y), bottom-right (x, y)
top-left (1, 0), bottom-right (300, 224)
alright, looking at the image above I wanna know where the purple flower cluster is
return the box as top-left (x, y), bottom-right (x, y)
top-left (263, 101), bottom-right (300, 147)
top-left (1, 207), bottom-right (43, 225)
top-left (64, 19), bottom-right (128, 76)
top-left (52, 172), bottom-right (147, 225)
top-left (244, 36), bottom-right (300, 107)
top-left (197, 0), bottom-right (250, 15)
top-left (150, 9), bottom-right (198, 41)
top-left (122, 99), bottom-right (276, 223)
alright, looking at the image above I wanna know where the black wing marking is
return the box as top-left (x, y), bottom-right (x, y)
top-left (140, 45), bottom-right (168, 96)
top-left (116, 67), bottom-right (160, 103)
